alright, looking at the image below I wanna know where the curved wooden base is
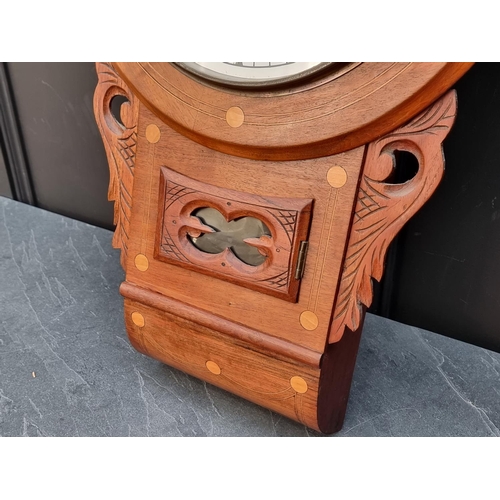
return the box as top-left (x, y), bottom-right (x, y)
top-left (121, 281), bottom-right (364, 433)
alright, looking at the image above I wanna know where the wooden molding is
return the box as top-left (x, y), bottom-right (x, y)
top-left (114, 62), bottom-right (472, 161)
top-left (93, 62), bottom-right (139, 268)
top-left (120, 281), bottom-right (322, 368)
top-left (329, 90), bottom-right (458, 343)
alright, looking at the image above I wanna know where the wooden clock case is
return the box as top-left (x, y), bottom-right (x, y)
top-left (94, 62), bottom-right (472, 433)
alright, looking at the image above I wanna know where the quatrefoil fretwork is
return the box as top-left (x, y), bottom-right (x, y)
top-left (187, 207), bottom-right (271, 266)
top-left (155, 167), bottom-right (313, 302)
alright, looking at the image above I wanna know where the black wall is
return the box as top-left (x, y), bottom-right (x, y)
top-left (1, 62), bottom-right (113, 228)
top-left (384, 63), bottom-right (500, 353)
top-left (1, 62), bottom-right (500, 353)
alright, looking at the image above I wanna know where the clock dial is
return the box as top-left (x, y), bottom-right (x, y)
top-left (175, 62), bottom-right (332, 88)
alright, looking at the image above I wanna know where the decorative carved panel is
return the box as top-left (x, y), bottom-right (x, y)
top-left (93, 62), bottom-right (139, 269)
top-left (329, 90), bottom-right (458, 343)
top-left (154, 167), bottom-right (313, 302)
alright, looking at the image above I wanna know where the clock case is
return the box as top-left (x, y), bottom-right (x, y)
top-left (94, 62), bottom-right (472, 433)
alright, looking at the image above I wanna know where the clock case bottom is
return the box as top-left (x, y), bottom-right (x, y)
top-left (121, 281), bottom-right (364, 433)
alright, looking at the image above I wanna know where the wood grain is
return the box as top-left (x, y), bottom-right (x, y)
top-left (123, 296), bottom-right (321, 430)
top-left (120, 281), bottom-right (322, 367)
top-left (125, 111), bottom-right (364, 353)
top-left (113, 62), bottom-right (472, 160)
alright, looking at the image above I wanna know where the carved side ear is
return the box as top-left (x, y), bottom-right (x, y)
top-left (93, 63), bottom-right (139, 269)
top-left (329, 90), bottom-right (458, 343)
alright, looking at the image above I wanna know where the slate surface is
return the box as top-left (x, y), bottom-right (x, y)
top-left (1, 197), bottom-right (499, 437)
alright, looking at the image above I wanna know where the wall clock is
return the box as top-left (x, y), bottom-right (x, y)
top-left (94, 61), bottom-right (472, 433)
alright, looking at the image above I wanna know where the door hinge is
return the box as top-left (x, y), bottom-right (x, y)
top-left (295, 241), bottom-right (309, 280)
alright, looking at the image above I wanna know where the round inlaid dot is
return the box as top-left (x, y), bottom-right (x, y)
top-left (290, 376), bottom-right (308, 394)
top-left (327, 166), bottom-right (348, 188)
top-left (206, 361), bottom-right (221, 375)
top-left (226, 107), bottom-right (244, 128)
top-left (146, 124), bottom-right (161, 143)
top-left (134, 253), bottom-right (149, 271)
top-left (131, 312), bottom-right (145, 327)
top-left (299, 310), bottom-right (319, 331)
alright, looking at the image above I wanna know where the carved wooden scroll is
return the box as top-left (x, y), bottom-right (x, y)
top-left (329, 90), bottom-right (458, 343)
top-left (93, 62), bottom-right (139, 269)
top-left (155, 167), bottom-right (313, 302)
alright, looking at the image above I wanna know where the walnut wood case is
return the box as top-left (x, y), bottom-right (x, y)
top-left (94, 62), bottom-right (472, 433)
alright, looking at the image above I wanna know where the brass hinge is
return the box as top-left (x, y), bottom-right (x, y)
top-left (295, 241), bottom-right (309, 280)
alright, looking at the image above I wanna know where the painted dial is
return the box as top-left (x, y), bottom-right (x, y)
top-left (175, 62), bottom-right (331, 87)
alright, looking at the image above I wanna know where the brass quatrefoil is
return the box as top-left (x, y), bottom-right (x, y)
top-left (187, 207), bottom-right (272, 266)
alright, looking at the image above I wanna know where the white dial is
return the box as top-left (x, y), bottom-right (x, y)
top-left (176, 62), bottom-right (331, 87)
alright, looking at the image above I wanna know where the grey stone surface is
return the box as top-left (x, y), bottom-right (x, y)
top-left (1, 197), bottom-right (499, 436)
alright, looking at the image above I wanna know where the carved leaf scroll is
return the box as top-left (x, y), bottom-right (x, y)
top-left (93, 62), bottom-right (139, 269)
top-left (329, 90), bottom-right (458, 343)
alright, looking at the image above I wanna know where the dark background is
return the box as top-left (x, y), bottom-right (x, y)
top-left (1, 62), bottom-right (500, 353)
